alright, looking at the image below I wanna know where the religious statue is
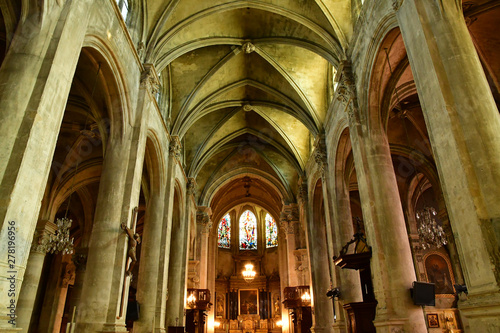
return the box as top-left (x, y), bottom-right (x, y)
top-left (121, 222), bottom-right (141, 276)
top-left (274, 297), bottom-right (280, 316)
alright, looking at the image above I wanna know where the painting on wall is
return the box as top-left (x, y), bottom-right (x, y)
top-left (424, 253), bottom-right (455, 295)
top-left (239, 289), bottom-right (258, 315)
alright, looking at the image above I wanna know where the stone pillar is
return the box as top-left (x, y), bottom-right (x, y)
top-left (196, 207), bottom-right (213, 289)
top-left (74, 65), bottom-right (153, 332)
top-left (16, 221), bottom-right (56, 332)
top-left (301, 182), bottom-right (335, 333)
top-left (337, 65), bottom-right (426, 332)
top-left (0, 2), bottom-right (92, 331)
top-left (165, 175), bottom-right (193, 329)
top-left (395, 0), bottom-right (500, 328)
top-left (279, 205), bottom-right (300, 287)
top-left (134, 185), bottom-right (166, 333)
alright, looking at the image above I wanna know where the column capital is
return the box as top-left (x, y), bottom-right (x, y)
top-left (392, 0), bottom-right (404, 12)
top-left (30, 220), bottom-right (57, 254)
top-left (196, 206), bottom-right (213, 234)
top-left (187, 177), bottom-right (197, 197)
top-left (297, 182), bottom-right (308, 204)
top-left (280, 204), bottom-right (299, 235)
top-left (140, 63), bottom-right (160, 96)
top-left (313, 134), bottom-right (327, 177)
top-left (169, 136), bottom-right (182, 160)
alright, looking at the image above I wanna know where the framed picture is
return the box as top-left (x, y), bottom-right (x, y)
top-left (426, 313), bottom-right (439, 328)
top-left (239, 289), bottom-right (258, 315)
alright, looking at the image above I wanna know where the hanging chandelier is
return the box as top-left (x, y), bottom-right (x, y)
top-left (242, 263), bottom-right (256, 283)
top-left (46, 217), bottom-right (75, 255)
top-left (416, 206), bottom-right (447, 250)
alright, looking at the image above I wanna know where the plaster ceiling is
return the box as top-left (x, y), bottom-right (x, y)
top-left (142, 0), bottom-right (353, 206)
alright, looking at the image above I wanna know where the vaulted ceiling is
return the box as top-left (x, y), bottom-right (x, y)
top-left (140, 0), bottom-right (353, 207)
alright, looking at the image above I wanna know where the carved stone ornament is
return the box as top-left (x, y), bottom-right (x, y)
top-left (336, 66), bottom-right (356, 106)
top-left (140, 63), bottom-right (160, 95)
top-left (31, 230), bottom-right (50, 254)
top-left (196, 207), bottom-right (213, 233)
top-left (313, 136), bottom-right (327, 175)
top-left (242, 42), bottom-right (256, 54)
top-left (187, 177), bottom-right (197, 196)
top-left (392, 0), bottom-right (404, 11)
top-left (297, 183), bottom-right (308, 203)
top-left (243, 103), bottom-right (253, 112)
top-left (169, 136), bottom-right (182, 160)
top-left (279, 206), bottom-right (299, 235)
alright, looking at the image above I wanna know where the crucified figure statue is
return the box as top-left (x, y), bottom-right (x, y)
top-left (121, 222), bottom-right (141, 276)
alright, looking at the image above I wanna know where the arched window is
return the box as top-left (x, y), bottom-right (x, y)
top-left (265, 213), bottom-right (278, 248)
top-left (239, 210), bottom-right (257, 250)
top-left (218, 214), bottom-right (231, 249)
top-left (116, 0), bottom-right (129, 21)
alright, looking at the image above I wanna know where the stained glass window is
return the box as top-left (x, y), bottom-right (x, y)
top-left (265, 213), bottom-right (278, 248)
top-left (239, 210), bottom-right (257, 250)
top-left (218, 214), bottom-right (231, 249)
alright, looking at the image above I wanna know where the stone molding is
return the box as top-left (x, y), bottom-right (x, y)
top-left (279, 204), bottom-right (300, 235)
top-left (140, 63), bottom-right (160, 96)
top-left (169, 136), bottom-right (182, 160)
top-left (297, 183), bottom-right (308, 204)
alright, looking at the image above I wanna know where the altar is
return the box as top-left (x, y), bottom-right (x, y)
top-left (228, 315), bottom-right (269, 333)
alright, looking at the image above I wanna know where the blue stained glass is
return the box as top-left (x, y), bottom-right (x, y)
top-left (265, 213), bottom-right (278, 248)
top-left (239, 210), bottom-right (257, 250)
top-left (218, 214), bottom-right (231, 249)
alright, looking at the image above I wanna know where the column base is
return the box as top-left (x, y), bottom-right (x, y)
top-left (459, 292), bottom-right (500, 332)
top-left (310, 326), bottom-right (331, 333)
top-left (332, 320), bottom-right (347, 333)
top-left (0, 329), bottom-right (22, 333)
top-left (372, 318), bottom-right (406, 333)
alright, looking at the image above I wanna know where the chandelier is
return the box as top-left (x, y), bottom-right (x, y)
top-left (301, 291), bottom-right (311, 304)
top-left (187, 293), bottom-right (196, 308)
top-left (47, 217), bottom-right (74, 255)
top-left (416, 206), bottom-right (447, 250)
top-left (242, 263), bottom-right (256, 283)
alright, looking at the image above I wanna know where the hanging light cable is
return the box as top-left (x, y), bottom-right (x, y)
top-left (47, 64), bottom-right (102, 255)
top-left (383, 49), bottom-right (447, 250)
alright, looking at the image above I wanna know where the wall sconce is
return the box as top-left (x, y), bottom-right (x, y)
top-left (301, 291), bottom-right (311, 303)
top-left (187, 293), bottom-right (197, 308)
top-left (276, 321), bottom-right (283, 327)
top-left (214, 321), bottom-right (221, 329)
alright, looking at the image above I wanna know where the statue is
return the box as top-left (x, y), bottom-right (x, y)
top-left (274, 297), bottom-right (280, 316)
top-left (121, 223), bottom-right (141, 276)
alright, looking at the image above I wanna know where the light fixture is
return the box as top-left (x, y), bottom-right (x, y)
top-left (46, 217), bottom-right (74, 255)
top-left (242, 263), bottom-right (256, 283)
top-left (214, 321), bottom-right (221, 328)
top-left (416, 206), bottom-right (447, 250)
top-left (187, 293), bottom-right (196, 308)
top-left (301, 291), bottom-right (311, 303)
top-left (276, 321), bottom-right (283, 327)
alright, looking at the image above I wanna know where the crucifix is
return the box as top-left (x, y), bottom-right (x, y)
top-left (118, 206), bottom-right (139, 319)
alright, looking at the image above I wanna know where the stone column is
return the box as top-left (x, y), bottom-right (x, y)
top-left (74, 66), bottom-right (153, 332)
top-left (165, 176), bottom-right (193, 329)
top-left (0, 2), bottom-right (93, 330)
top-left (16, 221), bottom-right (56, 332)
top-left (134, 186), bottom-right (166, 333)
top-left (396, 0), bottom-right (500, 328)
top-left (301, 183), bottom-right (335, 333)
top-left (196, 207), bottom-right (213, 289)
top-left (279, 205), bottom-right (300, 287)
top-left (337, 65), bottom-right (426, 332)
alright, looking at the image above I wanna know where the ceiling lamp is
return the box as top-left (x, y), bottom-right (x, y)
top-left (417, 206), bottom-right (447, 250)
top-left (46, 217), bottom-right (74, 255)
top-left (242, 263), bottom-right (256, 283)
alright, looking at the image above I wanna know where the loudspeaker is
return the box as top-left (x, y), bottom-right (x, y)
top-left (126, 300), bottom-right (140, 321)
top-left (411, 281), bottom-right (435, 306)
